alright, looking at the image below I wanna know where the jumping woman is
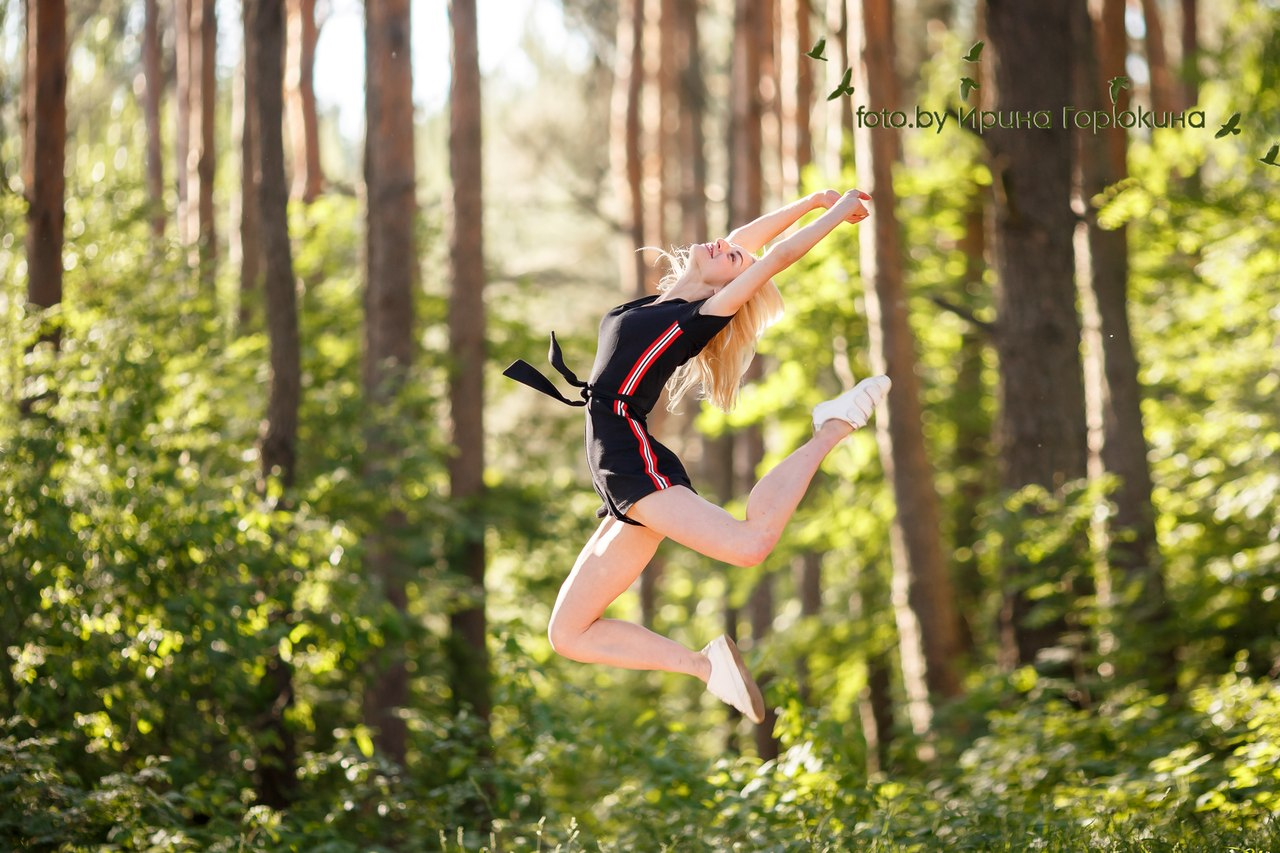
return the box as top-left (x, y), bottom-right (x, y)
top-left (505, 188), bottom-right (890, 723)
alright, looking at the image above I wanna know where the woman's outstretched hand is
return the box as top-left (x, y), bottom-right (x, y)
top-left (811, 189), bottom-right (872, 223)
top-left (834, 189), bottom-right (872, 223)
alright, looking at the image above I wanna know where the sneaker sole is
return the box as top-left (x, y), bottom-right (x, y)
top-left (723, 636), bottom-right (766, 724)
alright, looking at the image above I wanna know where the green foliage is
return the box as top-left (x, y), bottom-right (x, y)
top-left (3, 1), bottom-right (1279, 849)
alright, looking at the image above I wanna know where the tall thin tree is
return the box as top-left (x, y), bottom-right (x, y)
top-left (246, 0), bottom-right (302, 805)
top-left (285, 0), bottom-right (325, 201)
top-left (610, 0), bottom-right (646, 297)
top-left (23, 0), bottom-right (66, 321)
top-left (778, 0), bottom-right (813, 194)
top-left (233, 42), bottom-right (264, 331)
top-left (446, 0), bottom-right (491, 729)
top-left (852, 0), bottom-right (964, 751)
top-left (985, 0), bottom-right (1089, 671)
top-left (1075, 0), bottom-right (1177, 692)
top-left (363, 0), bottom-right (417, 766)
top-left (187, 0), bottom-right (217, 286)
top-left (142, 0), bottom-right (165, 238)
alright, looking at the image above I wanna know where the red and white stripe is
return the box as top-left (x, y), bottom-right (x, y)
top-left (615, 321), bottom-right (683, 489)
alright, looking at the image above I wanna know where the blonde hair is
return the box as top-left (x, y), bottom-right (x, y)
top-left (653, 246), bottom-right (784, 413)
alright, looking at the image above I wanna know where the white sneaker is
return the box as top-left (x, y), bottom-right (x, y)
top-left (702, 634), bottom-right (765, 724)
top-left (812, 375), bottom-right (891, 430)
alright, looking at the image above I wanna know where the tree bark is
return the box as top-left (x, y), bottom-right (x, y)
top-left (821, 0), bottom-right (851, 175)
top-left (446, 0), bottom-right (492, 734)
top-left (23, 0), bottom-right (67, 317)
top-left (285, 0), bottom-right (325, 201)
top-left (610, 0), bottom-right (646, 296)
top-left (748, 574), bottom-right (779, 760)
top-left (363, 0), bottom-right (417, 766)
top-left (175, 0), bottom-right (190, 224)
top-left (851, 562), bottom-right (894, 775)
top-left (949, 201), bottom-right (991, 655)
top-left (1138, 0), bottom-right (1176, 117)
top-left (252, 0), bottom-right (301, 494)
top-left (1076, 0), bottom-right (1177, 693)
top-left (245, 0), bottom-right (301, 808)
top-left (758, 0), bottom-right (780, 205)
top-left (187, 0), bottom-right (217, 286)
top-left (728, 0), bottom-right (763, 233)
top-left (1179, 0), bottom-right (1199, 109)
top-left (673, 0), bottom-right (707, 245)
top-left (728, 0), bottom-right (777, 756)
top-left (142, 0), bottom-right (165, 238)
top-left (853, 0), bottom-right (964, 747)
top-left (778, 0), bottom-right (813, 194)
top-left (233, 43), bottom-right (264, 331)
top-left (985, 0), bottom-right (1089, 670)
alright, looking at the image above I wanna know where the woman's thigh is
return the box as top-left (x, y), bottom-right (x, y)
top-left (550, 516), bottom-right (665, 632)
top-left (627, 486), bottom-right (761, 566)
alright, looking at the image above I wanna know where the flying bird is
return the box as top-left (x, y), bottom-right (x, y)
top-left (828, 67), bottom-right (854, 100)
top-left (1260, 144), bottom-right (1279, 166)
top-left (963, 41), bottom-right (984, 62)
top-left (1108, 75), bottom-right (1131, 105)
top-left (960, 77), bottom-right (980, 102)
top-left (1216, 112), bottom-right (1242, 138)
top-left (806, 37), bottom-right (828, 61)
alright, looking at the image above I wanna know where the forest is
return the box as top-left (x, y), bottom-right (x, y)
top-left (2, 0), bottom-right (1278, 849)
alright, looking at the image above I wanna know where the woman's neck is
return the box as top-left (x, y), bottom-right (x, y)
top-left (660, 273), bottom-right (713, 303)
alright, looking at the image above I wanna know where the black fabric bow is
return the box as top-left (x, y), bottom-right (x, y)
top-left (503, 333), bottom-right (644, 412)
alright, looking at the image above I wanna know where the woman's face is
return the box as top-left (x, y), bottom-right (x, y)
top-left (694, 238), bottom-right (752, 288)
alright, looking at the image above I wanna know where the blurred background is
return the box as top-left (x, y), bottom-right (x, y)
top-left (2, 0), bottom-right (1278, 848)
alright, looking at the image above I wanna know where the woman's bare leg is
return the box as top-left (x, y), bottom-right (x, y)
top-left (628, 419), bottom-right (854, 566)
top-left (548, 516), bottom-right (712, 681)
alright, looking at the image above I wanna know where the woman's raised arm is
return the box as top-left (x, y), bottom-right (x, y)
top-left (727, 189), bottom-right (866, 253)
top-left (702, 190), bottom-right (870, 317)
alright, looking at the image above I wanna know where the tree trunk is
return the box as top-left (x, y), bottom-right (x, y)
top-left (748, 574), bottom-right (779, 760)
top-left (729, 0), bottom-right (763, 232)
top-left (285, 0), bottom-right (325, 201)
top-left (985, 0), bottom-right (1089, 671)
top-left (363, 0), bottom-right (417, 767)
top-left (821, 0), bottom-right (850, 176)
top-left (446, 0), bottom-right (491, 732)
top-left (636, 0), bottom-right (677, 630)
top-left (252, 0), bottom-right (301, 494)
top-left (643, 0), bottom-right (670, 257)
top-left (175, 0), bottom-right (190, 224)
top-left (673, 0), bottom-right (707, 245)
top-left (949, 201), bottom-right (991, 655)
top-left (23, 0), bottom-right (67, 317)
top-left (610, 0), bottom-right (646, 297)
top-left (245, 0), bottom-right (301, 808)
top-left (851, 562), bottom-right (894, 775)
top-left (728, 0), bottom-right (777, 756)
top-left (778, 0), bottom-right (813, 194)
top-left (233, 43), bottom-right (264, 332)
top-left (853, 0), bottom-right (964, 749)
top-left (1075, 0), bottom-right (1177, 693)
top-left (1180, 0), bottom-right (1198, 109)
top-left (792, 551), bottom-right (822, 703)
top-left (142, 0), bottom-right (165, 238)
top-left (758, 0), bottom-right (780, 205)
top-left (187, 0), bottom-right (217, 287)
top-left (1139, 0), bottom-right (1175, 117)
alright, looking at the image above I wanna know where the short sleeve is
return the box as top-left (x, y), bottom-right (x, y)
top-left (678, 301), bottom-right (734, 352)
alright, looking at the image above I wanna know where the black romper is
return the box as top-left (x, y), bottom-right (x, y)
top-left (504, 295), bottom-right (733, 525)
